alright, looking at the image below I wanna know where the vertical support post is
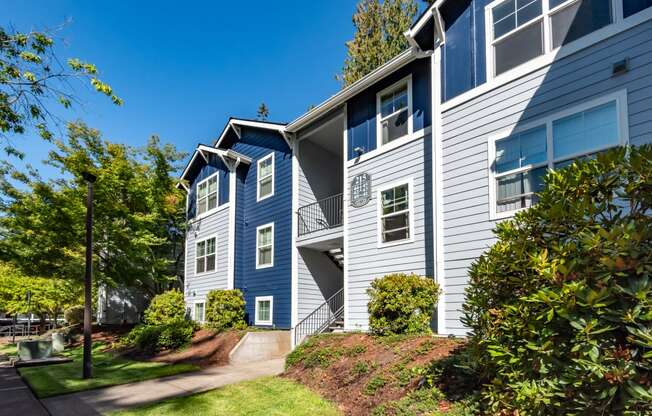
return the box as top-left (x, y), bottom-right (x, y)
top-left (82, 172), bottom-right (96, 379)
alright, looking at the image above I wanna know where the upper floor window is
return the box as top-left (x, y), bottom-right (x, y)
top-left (378, 180), bottom-right (413, 246)
top-left (196, 173), bottom-right (218, 216)
top-left (624, 0), bottom-right (652, 17)
top-left (488, 0), bottom-right (613, 76)
top-left (377, 76), bottom-right (413, 147)
top-left (489, 91), bottom-right (627, 219)
top-left (256, 223), bottom-right (274, 269)
top-left (196, 236), bottom-right (216, 274)
top-left (257, 153), bottom-right (274, 201)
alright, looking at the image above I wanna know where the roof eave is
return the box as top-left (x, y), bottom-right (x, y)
top-left (286, 48), bottom-right (419, 133)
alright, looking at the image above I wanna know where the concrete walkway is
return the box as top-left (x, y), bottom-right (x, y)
top-left (0, 366), bottom-right (48, 416)
top-left (42, 358), bottom-right (286, 415)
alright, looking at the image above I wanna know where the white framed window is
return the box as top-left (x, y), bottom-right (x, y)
top-left (377, 178), bottom-right (414, 247)
top-left (195, 235), bottom-right (217, 274)
top-left (255, 223), bottom-right (274, 269)
top-left (488, 90), bottom-right (628, 219)
top-left (194, 302), bottom-right (205, 323)
top-left (254, 296), bottom-right (273, 326)
top-left (486, 0), bottom-right (619, 77)
top-left (257, 153), bottom-right (274, 201)
top-left (376, 76), bottom-right (413, 148)
top-left (196, 172), bottom-right (219, 216)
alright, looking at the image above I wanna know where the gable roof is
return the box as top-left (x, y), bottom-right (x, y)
top-left (214, 117), bottom-right (288, 149)
top-left (177, 144), bottom-right (252, 190)
top-left (406, 1), bottom-right (445, 44)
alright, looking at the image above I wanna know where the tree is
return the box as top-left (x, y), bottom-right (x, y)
top-left (256, 102), bottom-right (269, 121)
top-left (0, 122), bottom-right (187, 295)
top-left (338, 0), bottom-right (418, 87)
top-left (0, 25), bottom-right (121, 158)
top-left (0, 262), bottom-right (82, 323)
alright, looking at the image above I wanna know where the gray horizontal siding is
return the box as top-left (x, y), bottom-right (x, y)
top-left (346, 136), bottom-right (433, 331)
top-left (441, 19), bottom-right (652, 336)
top-left (297, 248), bottom-right (343, 322)
top-left (185, 207), bottom-right (230, 305)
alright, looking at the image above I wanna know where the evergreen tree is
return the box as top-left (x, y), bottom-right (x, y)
top-left (257, 102), bottom-right (269, 121)
top-left (338, 0), bottom-right (418, 87)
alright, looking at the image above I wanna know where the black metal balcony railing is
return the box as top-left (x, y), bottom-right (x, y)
top-left (297, 193), bottom-right (343, 237)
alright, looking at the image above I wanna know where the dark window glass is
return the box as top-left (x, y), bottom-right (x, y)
top-left (623, 0), bottom-right (652, 17)
top-left (493, 0), bottom-right (542, 38)
top-left (551, 0), bottom-right (612, 48)
top-left (495, 21), bottom-right (544, 75)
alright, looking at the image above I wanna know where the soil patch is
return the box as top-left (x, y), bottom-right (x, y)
top-left (284, 333), bottom-right (462, 416)
top-left (148, 329), bottom-right (244, 368)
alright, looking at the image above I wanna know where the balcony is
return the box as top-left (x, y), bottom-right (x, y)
top-left (297, 193), bottom-right (343, 237)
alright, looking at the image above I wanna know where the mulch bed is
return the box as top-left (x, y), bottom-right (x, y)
top-left (284, 333), bottom-right (462, 416)
top-left (148, 329), bottom-right (244, 368)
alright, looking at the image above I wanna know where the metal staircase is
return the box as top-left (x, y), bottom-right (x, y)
top-left (294, 288), bottom-right (344, 346)
top-left (324, 248), bottom-right (344, 270)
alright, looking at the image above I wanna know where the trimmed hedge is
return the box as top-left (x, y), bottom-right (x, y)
top-left (64, 305), bottom-right (84, 325)
top-left (464, 146), bottom-right (652, 415)
top-left (124, 319), bottom-right (195, 354)
top-left (367, 273), bottom-right (440, 335)
top-left (205, 289), bottom-right (247, 332)
top-left (144, 289), bottom-right (186, 325)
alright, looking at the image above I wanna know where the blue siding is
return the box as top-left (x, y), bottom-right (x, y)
top-left (441, 0), bottom-right (487, 102)
top-left (186, 154), bottom-right (230, 220)
top-left (229, 127), bottom-right (293, 329)
top-left (347, 58), bottom-right (432, 160)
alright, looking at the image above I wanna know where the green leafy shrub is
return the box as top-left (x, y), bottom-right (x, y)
top-left (464, 146), bottom-right (652, 415)
top-left (367, 273), bottom-right (440, 335)
top-left (204, 289), bottom-right (247, 331)
top-left (143, 290), bottom-right (186, 325)
top-left (124, 319), bottom-right (195, 354)
top-left (64, 305), bottom-right (84, 325)
top-left (364, 375), bottom-right (387, 395)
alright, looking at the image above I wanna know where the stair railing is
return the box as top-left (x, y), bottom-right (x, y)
top-left (294, 288), bottom-right (344, 346)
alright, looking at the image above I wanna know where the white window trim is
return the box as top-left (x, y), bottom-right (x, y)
top-left (441, 0), bottom-right (652, 112)
top-left (375, 75), bottom-right (414, 150)
top-left (195, 172), bottom-right (220, 219)
top-left (194, 234), bottom-right (218, 276)
top-left (256, 153), bottom-right (275, 202)
top-left (376, 177), bottom-right (415, 248)
top-left (193, 300), bottom-right (206, 323)
top-left (254, 296), bottom-right (273, 326)
top-left (485, 0), bottom-right (625, 80)
top-left (488, 89), bottom-right (629, 220)
top-left (255, 222), bottom-right (274, 269)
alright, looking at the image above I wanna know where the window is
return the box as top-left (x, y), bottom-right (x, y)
top-left (490, 92), bottom-right (626, 218)
top-left (257, 153), bottom-right (274, 201)
top-left (623, 0), bottom-right (652, 17)
top-left (378, 180), bottom-right (412, 245)
top-left (377, 77), bottom-right (412, 146)
top-left (195, 236), bottom-right (216, 274)
top-left (488, 0), bottom-right (614, 76)
top-left (256, 223), bottom-right (274, 269)
top-left (194, 302), bottom-right (205, 322)
top-left (255, 296), bottom-right (273, 326)
top-left (196, 173), bottom-right (218, 216)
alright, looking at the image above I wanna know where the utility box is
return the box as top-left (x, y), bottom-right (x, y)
top-left (51, 333), bottom-right (65, 353)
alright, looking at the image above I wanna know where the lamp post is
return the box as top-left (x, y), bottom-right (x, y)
top-left (81, 172), bottom-right (96, 379)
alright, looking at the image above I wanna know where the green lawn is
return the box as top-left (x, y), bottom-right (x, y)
top-left (112, 376), bottom-right (341, 416)
top-left (0, 342), bottom-right (17, 357)
top-left (20, 343), bottom-right (199, 398)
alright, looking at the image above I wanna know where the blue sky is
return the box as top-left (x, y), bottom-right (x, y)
top-left (6, 0), bottom-right (370, 177)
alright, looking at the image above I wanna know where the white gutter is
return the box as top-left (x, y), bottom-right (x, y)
top-left (286, 48), bottom-right (419, 133)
